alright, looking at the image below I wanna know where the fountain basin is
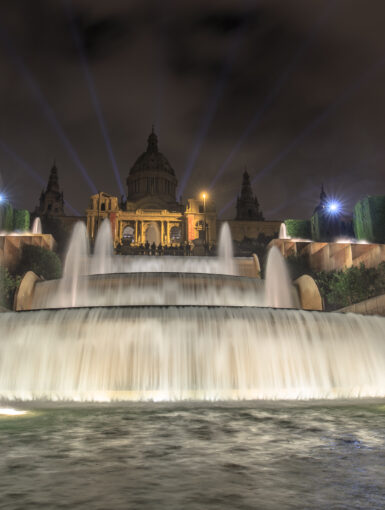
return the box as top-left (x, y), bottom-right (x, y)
top-left (29, 272), bottom-right (266, 309)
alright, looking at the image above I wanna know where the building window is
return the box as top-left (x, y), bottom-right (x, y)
top-left (101, 203), bottom-right (106, 211)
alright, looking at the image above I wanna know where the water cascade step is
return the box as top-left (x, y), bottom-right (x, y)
top-left (0, 306), bottom-right (384, 401)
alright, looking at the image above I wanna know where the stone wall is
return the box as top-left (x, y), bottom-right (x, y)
top-left (338, 294), bottom-right (385, 317)
top-left (236, 255), bottom-right (261, 278)
top-left (269, 239), bottom-right (385, 271)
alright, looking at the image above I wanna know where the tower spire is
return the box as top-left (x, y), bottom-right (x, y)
top-left (235, 168), bottom-right (264, 220)
top-left (147, 126), bottom-right (158, 153)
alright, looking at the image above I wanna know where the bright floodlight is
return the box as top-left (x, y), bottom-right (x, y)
top-left (0, 193), bottom-right (4, 203)
top-left (327, 201), bottom-right (340, 214)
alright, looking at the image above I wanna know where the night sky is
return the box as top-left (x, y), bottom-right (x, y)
top-left (0, 0), bottom-right (384, 220)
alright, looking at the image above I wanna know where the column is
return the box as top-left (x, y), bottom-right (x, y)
top-left (160, 221), bottom-right (164, 245)
top-left (86, 215), bottom-right (90, 238)
top-left (135, 221), bottom-right (138, 244)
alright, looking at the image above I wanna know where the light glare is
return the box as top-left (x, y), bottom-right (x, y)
top-left (327, 201), bottom-right (340, 213)
top-left (0, 408), bottom-right (27, 416)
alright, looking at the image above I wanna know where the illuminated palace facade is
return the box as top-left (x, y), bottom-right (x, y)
top-left (86, 130), bottom-right (217, 247)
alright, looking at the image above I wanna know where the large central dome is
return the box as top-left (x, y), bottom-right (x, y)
top-left (126, 129), bottom-right (178, 207)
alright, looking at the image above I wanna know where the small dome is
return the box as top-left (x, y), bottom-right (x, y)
top-left (129, 129), bottom-right (175, 177)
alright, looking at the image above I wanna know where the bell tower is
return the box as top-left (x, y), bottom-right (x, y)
top-left (235, 170), bottom-right (264, 221)
top-left (35, 162), bottom-right (65, 216)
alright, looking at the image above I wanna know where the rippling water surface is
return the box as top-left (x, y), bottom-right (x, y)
top-left (1, 402), bottom-right (385, 509)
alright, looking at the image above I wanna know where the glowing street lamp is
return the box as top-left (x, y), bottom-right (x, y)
top-left (201, 192), bottom-right (207, 211)
top-left (0, 193), bottom-right (4, 203)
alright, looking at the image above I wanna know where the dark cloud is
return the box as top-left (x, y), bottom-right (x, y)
top-left (73, 14), bottom-right (129, 59)
top-left (195, 12), bottom-right (246, 34)
top-left (0, 0), bottom-right (384, 220)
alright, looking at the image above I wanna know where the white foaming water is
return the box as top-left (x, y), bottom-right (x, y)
top-left (3, 220), bottom-right (383, 403)
top-left (63, 221), bottom-right (237, 278)
top-left (91, 218), bottom-right (114, 274)
top-left (33, 220), bottom-right (242, 308)
top-left (279, 223), bottom-right (289, 239)
top-left (58, 222), bottom-right (89, 307)
top-left (31, 217), bottom-right (42, 234)
top-left (0, 307), bottom-right (384, 401)
top-left (264, 246), bottom-right (295, 308)
top-left (32, 273), bottom-right (265, 309)
top-left (218, 222), bottom-right (236, 275)
top-left (50, 221), bottom-right (240, 308)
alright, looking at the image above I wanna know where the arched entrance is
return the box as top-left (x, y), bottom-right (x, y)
top-left (122, 225), bottom-right (134, 245)
top-left (145, 222), bottom-right (160, 245)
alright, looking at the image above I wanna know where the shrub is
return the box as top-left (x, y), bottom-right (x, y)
top-left (284, 219), bottom-right (311, 239)
top-left (0, 203), bottom-right (14, 232)
top-left (353, 195), bottom-right (385, 243)
top-left (16, 245), bottom-right (62, 280)
top-left (13, 209), bottom-right (30, 231)
top-left (314, 262), bottom-right (385, 310)
top-left (0, 266), bottom-right (20, 308)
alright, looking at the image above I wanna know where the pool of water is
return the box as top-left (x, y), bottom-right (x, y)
top-left (1, 401), bottom-right (384, 509)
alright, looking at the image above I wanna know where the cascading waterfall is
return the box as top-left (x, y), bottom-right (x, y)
top-left (1, 220), bottom-right (385, 402)
top-left (31, 273), bottom-right (265, 309)
top-left (0, 307), bottom-right (384, 401)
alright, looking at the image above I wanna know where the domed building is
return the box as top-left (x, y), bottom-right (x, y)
top-left (86, 129), bottom-right (217, 248)
top-left (126, 128), bottom-right (180, 210)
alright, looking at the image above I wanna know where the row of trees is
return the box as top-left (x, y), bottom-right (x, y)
top-left (0, 203), bottom-right (30, 231)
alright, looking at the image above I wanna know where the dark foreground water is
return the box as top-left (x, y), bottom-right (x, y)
top-left (0, 402), bottom-right (385, 510)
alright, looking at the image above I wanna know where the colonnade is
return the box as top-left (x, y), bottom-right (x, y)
top-left (119, 219), bottom-right (184, 246)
